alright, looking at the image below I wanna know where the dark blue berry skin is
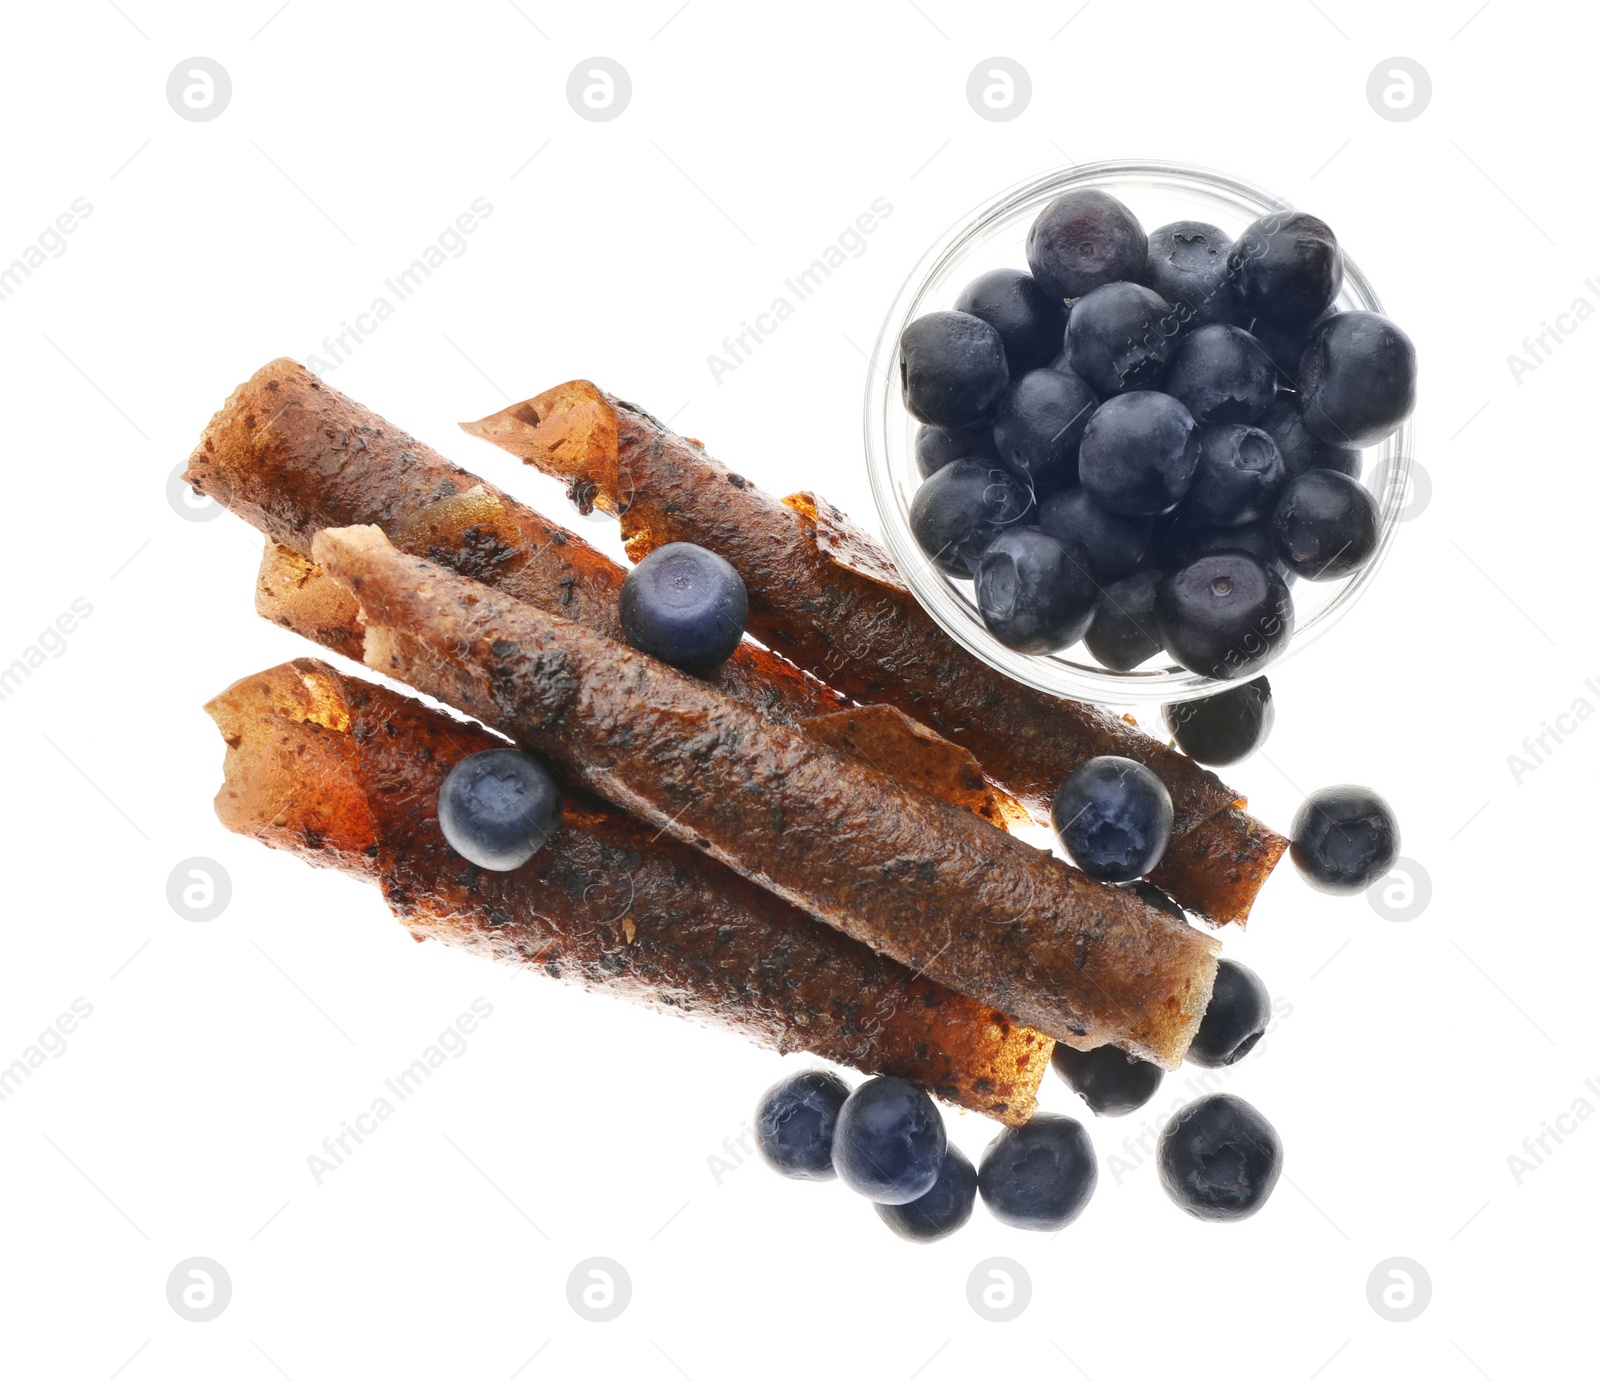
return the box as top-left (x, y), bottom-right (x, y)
top-left (1257, 397), bottom-right (1360, 481)
top-left (1156, 552), bottom-right (1294, 680)
top-left (754, 1070), bottom-right (851, 1181)
top-left (1162, 325), bottom-right (1277, 428)
top-left (1158, 1093), bottom-right (1283, 1222)
top-left (1124, 879), bottom-right (1186, 920)
top-left (1230, 211), bottom-right (1342, 332)
top-left (976, 528), bottom-right (1099, 655)
top-left (619, 542), bottom-right (749, 675)
top-left (1290, 785), bottom-right (1399, 894)
top-left (956, 268), bottom-right (1067, 375)
top-left (831, 1076), bottom-right (948, 1205)
top-left (1038, 487), bottom-right (1152, 583)
top-left (1187, 960), bottom-right (1272, 1068)
top-left (1270, 470), bottom-right (1379, 581)
top-left (978, 1113), bottom-right (1098, 1231)
top-left (1180, 520), bottom-right (1294, 582)
top-left (1145, 221), bottom-right (1240, 330)
top-left (438, 748), bottom-right (563, 872)
top-left (900, 310), bottom-right (1010, 431)
top-left (1052, 1042), bottom-right (1164, 1117)
top-left (1297, 311), bottom-right (1418, 448)
top-left (1026, 189), bottom-right (1148, 301)
top-left (1184, 424), bottom-right (1285, 528)
top-left (875, 1144), bottom-right (977, 1242)
top-left (1246, 310), bottom-right (1333, 388)
top-left (1078, 391), bottom-right (1201, 517)
top-left (1083, 570), bottom-right (1164, 671)
top-left (909, 459), bottom-right (1033, 578)
top-left (1162, 677), bottom-right (1274, 767)
top-left (991, 368), bottom-right (1098, 492)
top-left (1065, 282), bottom-right (1180, 396)
top-left (1051, 755), bottom-right (1174, 883)
top-left (916, 423), bottom-right (998, 478)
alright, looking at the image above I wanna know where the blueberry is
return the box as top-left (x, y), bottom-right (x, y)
top-left (753, 1070), bottom-right (850, 1181)
top-left (1230, 211), bottom-right (1342, 332)
top-left (1162, 325), bottom-right (1277, 428)
top-left (831, 1076), bottom-right (947, 1204)
top-left (1157, 1093), bottom-right (1283, 1222)
top-left (1187, 960), bottom-right (1271, 1068)
top-left (1123, 879), bottom-right (1186, 921)
top-left (1156, 552), bottom-right (1294, 680)
top-left (991, 368), bottom-right (1098, 492)
top-left (1026, 189), bottom-right (1148, 301)
top-left (1297, 311), bottom-right (1418, 447)
top-left (438, 749), bottom-right (562, 872)
top-left (916, 422), bottom-right (997, 478)
top-left (1257, 396), bottom-right (1360, 481)
top-left (1083, 570), bottom-right (1165, 671)
top-left (909, 459), bottom-right (1033, 578)
top-left (1078, 391), bottom-right (1200, 516)
top-left (1270, 469), bottom-right (1379, 581)
top-left (1181, 520), bottom-right (1294, 581)
top-left (899, 310), bottom-right (1010, 431)
top-left (1184, 424), bottom-right (1285, 528)
top-left (978, 1113), bottom-right (1098, 1231)
top-left (1051, 755), bottom-right (1174, 883)
top-left (1037, 487), bottom-right (1152, 583)
top-left (1052, 1043), bottom-right (1164, 1117)
top-left (1145, 220), bottom-right (1239, 330)
top-left (1161, 677), bottom-right (1274, 766)
top-left (955, 268), bottom-right (1067, 375)
top-left (1246, 311), bottom-right (1333, 388)
top-left (975, 528), bottom-right (1099, 655)
top-left (619, 541), bottom-right (749, 675)
top-left (1290, 785), bottom-right (1399, 894)
top-left (875, 1145), bottom-right (977, 1243)
top-left (1065, 282), bottom-right (1180, 395)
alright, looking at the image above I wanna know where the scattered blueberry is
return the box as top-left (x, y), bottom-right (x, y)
top-left (1270, 469), bottom-right (1380, 581)
top-left (1157, 1093), bottom-right (1283, 1222)
top-left (975, 528), bottom-right (1099, 654)
top-left (1161, 677), bottom-right (1274, 766)
top-left (1163, 325), bottom-right (1277, 428)
top-left (916, 422), bottom-right (998, 478)
top-left (1123, 879), bottom-right (1187, 920)
top-left (1083, 570), bottom-right (1165, 671)
top-left (1297, 310), bottom-right (1418, 448)
top-left (1026, 189), bottom-right (1148, 301)
top-left (991, 367), bottom-right (1098, 492)
top-left (875, 1145), bottom-right (978, 1243)
top-left (1182, 424), bottom-right (1285, 529)
top-left (1038, 487), bottom-right (1152, 582)
top-left (1078, 391), bottom-right (1201, 516)
top-left (831, 1076), bottom-right (947, 1204)
top-left (1145, 220), bottom-right (1239, 330)
top-left (978, 1113), bottom-right (1098, 1231)
top-left (956, 268), bottom-right (1067, 375)
top-left (1290, 785), bottom-right (1399, 894)
top-left (1051, 755), bottom-right (1174, 883)
top-left (1065, 282), bottom-right (1180, 395)
top-left (909, 459), bottom-right (1033, 577)
top-left (438, 749), bottom-right (563, 872)
top-left (754, 1070), bottom-right (851, 1181)
top-left (900, 310), bottom-right (1010, 431)
top-left (1257, 396), bottom-right (1361, 481)
top-left (1052, 1043), bottom-right (1164, 1117)
top-left (1187, 960), bottom-right (1272, 1068)
top-left (619, 541), bottom-right (749, 675)
top-left (1230, 211), bottom-right (1343, 332)
top-left (1156, 552), bottom-right (1294, 680)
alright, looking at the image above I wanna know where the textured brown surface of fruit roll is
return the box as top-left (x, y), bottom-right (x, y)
top-left (312, 524), bottom-right (1220, 1068)
top-left (206, 659), bottom-right (1053, 1123)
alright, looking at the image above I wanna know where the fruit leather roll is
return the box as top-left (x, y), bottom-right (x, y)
top-left (207, 658), bottom-right (1052, 1124)
top-left (464, 383), bottom-right (1289, 926)
top-left (310, 523), bottom-right (1221, 1068)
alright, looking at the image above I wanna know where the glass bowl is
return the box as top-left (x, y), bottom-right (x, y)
top-left (864, 158), bottom-right (1414, 706)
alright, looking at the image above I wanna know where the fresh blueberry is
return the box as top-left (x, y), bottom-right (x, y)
top-left (1156, 552), bottom-right (1294, 680)
top-left (1145, 220), bottom-right (1239, 330)
top-left (976, 528), bottom-right (1099, 655)
top-left (1187, 960), bottom-right (1271, 1068)
top-left (1052, 1043), bottom-right (1164, 1117)
top-left (1037, 487), bottom-right (1152, 583)
top-left (978, 1113), bottom-right (1098, 1231)
top-left (899, 310), bottom-right (1010, 431)
top-left (1158, 1093), bottom-right (1283, 1222)
top-left (1161, 677), bottom-right (1274, 766)
top-left (1184, 424), bottom-right (1285, 528)
top-left (619, 541), bottom-right (749, 675)
top-left (1162, 325), bottom-right (1277, 428)
top-left (916, 422), bottom-right (998, 478)
top-left (1124, 879), bottom-right (1187, 920)
top-left (1245, 310), bottom-right (1333, 388)
top-left (1297, 311), bottom-right (1418, 447)
top-left (1257, 396), bottom-right (1360, 481)
top-left (1051, 755), bottom-right (1174, 883)
top-left (1078, 391), bottom-right (1200, 516)
top-left (1083, 570), bottom-right (1165, 671)
top-left (1230, 211), bottom-right (1342, 332)
top-left (438, 749), bottom-right (563, 872)
top-left (909, 459), bottom-right (1033, 578)
top-left (875, 1145), bottom-right (977, 1243)
top-left (1180, 519), bottom-right (1294, 581)
top-left (1270, 469), bottom-right (1380, 581)
top-left (1026, 189), bottom-right (1148, 301)
top-left (754, 1070), bottom-right (851, 1181)
top-left (991, 368), bottom-right (1098, 492)
top-left (1065, 282), bottom-right (1180, 395)
top-left (1290, 785), bottom-right (1399, 894)
top-left (831, 1076), bottom-right (947, 1204)
top-left (956, 268), bottom-right (1067, 375)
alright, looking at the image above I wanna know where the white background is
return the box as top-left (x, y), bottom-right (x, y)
top-left (1, 2), bottom-right (1595, 1377)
